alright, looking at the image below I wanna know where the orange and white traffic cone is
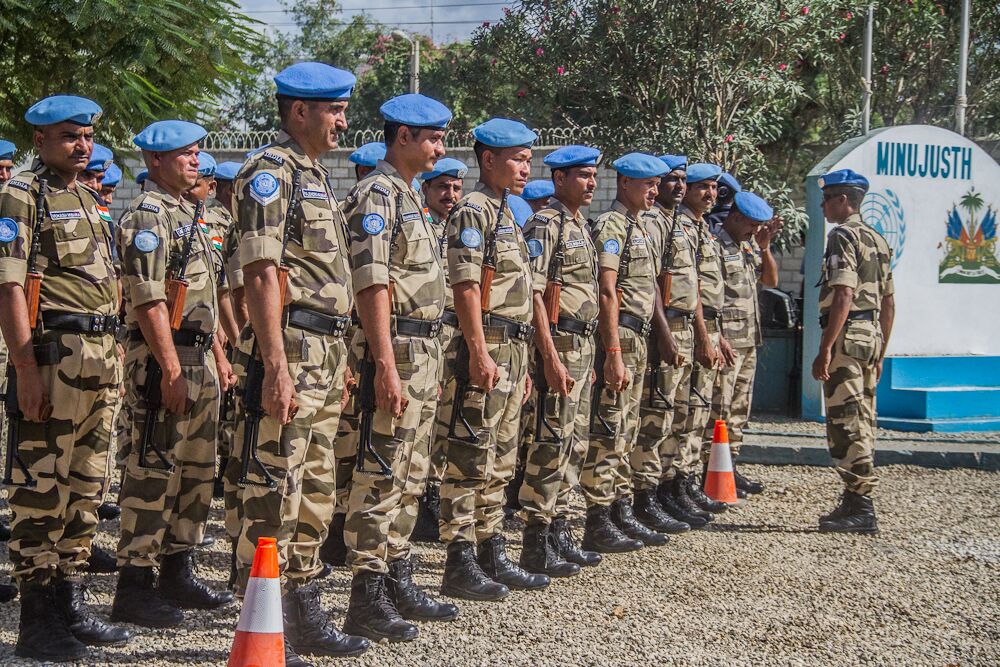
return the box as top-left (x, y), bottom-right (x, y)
top-left (704, 420), bottom-right (739, 504)
top-left (228, 537), bottom-right (284, 667)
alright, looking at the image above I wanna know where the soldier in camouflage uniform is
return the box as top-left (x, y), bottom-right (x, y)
top-left (813, 168), bottom-right (894, 535)
top-left (111, 120), bottom-right (236, 631)
top-left (340, 94), bottom-right (459, 643)
top-left (701, 192), bottom-right (781, 496)
top-left (0, 138), bottom-right (15, 552)
top-left (0, 96), bottom-right (129, 660)
top-left (580, 153), bottom-right (669, 554)
top-left (517, 145), bottom-right (603, 576)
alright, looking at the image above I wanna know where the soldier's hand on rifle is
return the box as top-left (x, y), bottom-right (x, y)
top-left (469, 350), bottom-right (499, 390)
top-left (16, 364), bottom-right (51, 422)
top-left (263, 365), bottom-right (297, 424)
top-left (603, 349), bottom-right (629, 393)
top-left (217, 355), bottom-right (237, 393)
top-left (375, 363), bottom-right (405, 418)
top-left (160, 367), bottom-right (190, 415)
top-left (544, 357), bottom-right (574, 397)
top-left (656, 329), bottom-right (683, 367)
top-left (695, 336), bottom-right (718, 369)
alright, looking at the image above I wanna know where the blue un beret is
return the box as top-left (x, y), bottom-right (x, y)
top-left (214, 161), bottom-right (242, 182)
top-left (472, 118), bottom-right (537, 149)
top-left (522, 180), bottom-right (555, 201)
top-left (349, 142), bottom-right (386, 167)
top-left (380, 94), bottom-right (452, 129)
top-left (274, 62), bottom-right (356, 100)
top-left (612, 153), bottom-right (669, 179)
top-left (733, 192), bottom-right (773, 222)
top-left (543, 145), bottom-right (601, 170)
top-left (719, 172), bottom-right (742, 193)
top-left (686, 163), bottom-right (723, 184)
top-left (25, 95), bottom-right (102, 127)
top-left (0, 140), bottom-right (15, 161)
top-left (101, 164), bottom-right (122, 188)
top-left (658, 154), bottom-right (687, 172)
top-left (421, 157), bottom-right (468, 181)
top-left (197, 152), bottom-right (217, 178)
top-left (135, 169), bottom-right (148, 185)
top-left (134, 120), bottom-right (207, 152)
top-left (508, 195), bottom-right (533, 229)
top-left (86, 143), bottom-right (113, 172)
top-left (818, 168), bottom-right (869, 193)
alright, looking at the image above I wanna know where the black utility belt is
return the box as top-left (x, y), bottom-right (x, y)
top-left (484, 314), bottom-right (535, 342)
top-left (442, 310), bottom-right (460, 328)
top-left (129, 328), bottom-right (214, 350)
top-left (664, 307), bottom-right (694, 321)
top-left (393, 315), bottom-right (443, 339)
top-left (286, 306), bottom-right (350, 338)
top-left (41, 311), bottom-right (121, 337)
top-left (819, 310), bottom-right (876, 329)
top-left (701, 306), bottom-right (722, 321)
top-left (619, 312), bottom-right (652, 337)
top-left (556, 315), bottom-right (598, 337)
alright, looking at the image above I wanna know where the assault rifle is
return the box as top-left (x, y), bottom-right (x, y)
top-left (534, 212), bottom-right (567, 445)
top-left (479, 188), bottom-right (509, 313)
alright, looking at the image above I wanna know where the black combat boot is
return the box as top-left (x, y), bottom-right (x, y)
top-left (53, 578), bottom-right (129, 646)
top-left (159, 550), bottom-right (234, 609)
top-left (733, 463), bottom-right (765, 495)
top-left (111, 565), bottom-right (184, 628)
top-left (503, 464), bottom-right (526, 518)
top-left (819, 492), bottom-right (878, 535)
top-left (86, 544), bottom-right (119, 573)
top-left (97, 502), bottom-right (121, 521)
top-left (580, 504), bottom-right (643, 554)
top-left (519, 523), bottom-right (580, 578)
top-left (819, 491), bottom-right (850, 524)
top-left (478, 533), bottom-right (550, 590)
top-left (319, 513), bottom-right (347, 567)
top-left (387, 557), bottom-right (458, 621)
top-left (0, 578), bottom-right (17, 603)
top-left (633, 489), bottom-right (691, 534)
top-left (342, 571), bottom-right (418, 643)
top-left (227, 539), bottom-right (239, 590)
top-left (284, 635), bottom-right (315, 667)
top-left (286, 582), bottom-right (372, 654)
top-left (657, 480), bottom-right (708, 528)
top-left (15, 580), bottom-right (88, 661)
top-left (611, 498), bottom-right (668, 546)
top-left (411, 483), bottom-right (441, 543)
top-left (687, 471), bottom-right (728, 513)
top-left (551, 515), bottom-right (601, 567)
top-left (440, 541), bottom-right (510, 601)
top-left (671, 475), bottom-right (715, 523)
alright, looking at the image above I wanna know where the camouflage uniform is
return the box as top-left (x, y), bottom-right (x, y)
top-left (341, 159), bottom-right (445, 574)
top-left (220, 219), bottom-right (245, 542)
top-left (425, 207), bottom-right (454, 487)
top-left (819, 213), bottom-right (893, 496)
top-left (116, 180), bottom-right (220, 568)
top-left (0, 163), bottom-right (120, 582)
top-left (518, 199), bottom-right (598, 524)
top-left (634, 203), bottom-right (699, 490)
top-left (581, 201), bottom-right (657, 505)
top-left (439, 183), bottom-right (533, 545)
top-left (233, 133), bottom-right (354, 591)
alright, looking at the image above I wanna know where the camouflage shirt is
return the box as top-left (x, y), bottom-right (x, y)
top-left (648, 202), bottom-right (699, 313)
top-left (205, 199), bottom-right (234, 291)
top-left (428, 207), bottom-right (453, 311)
top-left (222, 210), bottom-right (243, 291)
top-left (819, 213), bottom-right (894, 315)
top-left (717, 228), bottom-right (763, 347)
top-left (343, 160), bottom-right (444, 321)
top-left (522, 197), bottom-right (599, 323)
top-left (679, 204), bottom-right (724, 313)
top-left (447, 182), bottom-right (532, 324)
top-left (0, 160), bottom-right (118, 316)
top-left (118, 180), bottom-right (218, 334)
top-left (237, 131), bottom-right (353, 317)
top-left (592, 200), bottom-right (657, 323)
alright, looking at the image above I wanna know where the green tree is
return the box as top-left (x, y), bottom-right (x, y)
top-left (0, 0), bottom-right (262, 148)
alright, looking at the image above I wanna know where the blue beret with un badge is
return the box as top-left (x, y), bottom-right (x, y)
top-left (214, 161), bottom-right (242, 182)
top-left (818, 168), bottom-right (869, 193)
top-left (349, 142), bottom-right (386, 167)
top-left (86, 143), bottom-right (113, 172)
top-left (658, 154), bottom-right (687, 172)
top-left (718, 172), bottom-right (742, 193)
top-left (508, 195), bottom-right (532, 229)
top-left (24, 95), bottom-right (102, 126)
top-left (133, 120), bottom-right (207, 152)
top-left (472, 118), bottom-right (537, 148)
top-left (274, 62), bottom-right (356, 100)
top-left (521, 180), bottom-right (555, 201)
top-left (421, 157), bottom-right (467, 181)
top-left (0, 140), bottom-right (15, 161)
top-left (197, 152), bottom-right (217, 178)
top-left (612, 153), bottom-right (669, 179)
top-left (101, 163), bottom-right (122, 188)
top-left (543, 145), bottom-right (600, 169)
top-left (380, 94), bottom-right (452, 129)
top-left (135, 169), bottom-right (148, 185)
top-left (686, 162), bottom-right (723, 184)
top-left (733, 192), bottom-right (773, 222)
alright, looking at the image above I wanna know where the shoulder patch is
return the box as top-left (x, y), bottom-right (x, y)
top-left (362, 213), bottom-right (386, 235)
top-left (0, 217), bottom-right (19, 243)
top-left (249, 172), bottom-right (281, 207)
top-left (603, 239), bottom-right (621, 255)
top-left (134, 230), bottom-right (160, 253)
top-left (527, 239), bottom-right (544, 258)
top-left (464, 201), bottom-right (484, 214)
top-left (370, 183), bottom-right (391, 198)
top-left (6, 179), bottom-right (30, 192)
top-left (262, 150), bottom-right (285, 166)
top-left (139, 201), bottom-right (162, 214)
top-left (460, 227), bottom-right (483, 249)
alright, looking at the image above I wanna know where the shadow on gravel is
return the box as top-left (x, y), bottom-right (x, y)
top-left (705, 523), bottom-right (819, 534)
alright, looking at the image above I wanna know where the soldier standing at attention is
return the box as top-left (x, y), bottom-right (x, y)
top-left (580, 153), bottom-right (669, 554)
top-left (813, 168), bottom-right (894, 535)
top-left (341, 94), bottom-right (458, 642)
top-left (0, 95), bottom-right (129, 661)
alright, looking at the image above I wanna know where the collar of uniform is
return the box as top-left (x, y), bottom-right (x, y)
top-left (374, 159), bottom-right (419, 196)
top-left (428, 208), bottom-right (445, 225)
top-left (843, 212), bottom-right (865, 227)
top-left (274, 130), bottom-right (323, 171)
top-left (474, 180), bottom-right (511, 206)
top-left (610, 199), bottom-right (636, 220)
top-left (717, 226), bottom-right (739, 249)
top-left (677, 203), bottom-right (703, 223)
top-left (30, 158), bottom-right (74, 191)
top-left (142, 177), bottom-right (192, 212)
top-left (546, 197), bottom-right (586, 226)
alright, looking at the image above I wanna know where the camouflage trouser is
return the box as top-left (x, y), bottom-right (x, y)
top-left (222, 341), bottom-right (248, 541)
top-left (425, 321), bottom-right (460, 485)
top-left (702, 344), bottom-right (757, 461)
top-left (344, 333), bottom-right (441, 574)
top-left (333, 323), bottom-right (361, 516)
top-left (633, 319), bottom-right (694, 491)
top-left (8, 332), bottom-right (119, 582)
top-left (581, 328), bottom-right (647, 506)
top-left (823, 322), bottom-right (882, 496)
top-left (117, 341), bottom-right (219, 569)
top-left (677, 328), bottom-right (720, 476)
top-left (439, 337), bottom-right (528, 544)
top-left (518, 334), bottom-right (594, 525)
top-left (235, 328), bottom-right (347, 592)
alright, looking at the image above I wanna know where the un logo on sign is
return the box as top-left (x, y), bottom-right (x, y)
top-left (861, 189), bottom-right (906, 269)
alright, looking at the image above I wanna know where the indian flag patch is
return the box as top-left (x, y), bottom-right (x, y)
top-left (96, 205), bottom-right (112, 222)
top-left (212, 235), bottom-right (223, 250)
top-left (198, 218), bottom-right (209, 234)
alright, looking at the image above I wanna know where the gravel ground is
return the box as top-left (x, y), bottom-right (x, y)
top-left (0, 463), bottom-right (997, 666)
top-left (750, 414), bottom-right (1000, 443)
